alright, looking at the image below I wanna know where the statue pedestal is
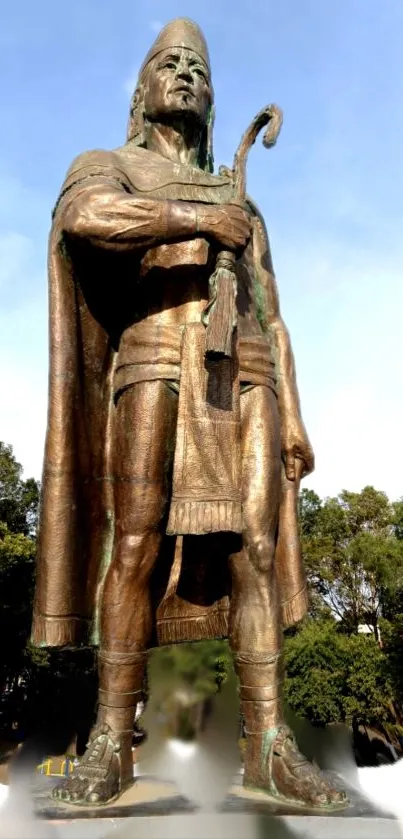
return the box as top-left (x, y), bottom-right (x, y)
top-left (2, 769), bottom-right (398, 839)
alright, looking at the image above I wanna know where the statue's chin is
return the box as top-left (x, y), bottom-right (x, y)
top-left (147, 103), bottom-right (206, 129)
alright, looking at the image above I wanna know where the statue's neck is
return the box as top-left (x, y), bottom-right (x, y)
top-left (144, 120), bottom-right (201, 168)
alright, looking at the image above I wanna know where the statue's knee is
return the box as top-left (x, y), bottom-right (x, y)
top-left (114, 531), bottom-right (159, 578)
top-left (245, 532), bottom-right (276, 574)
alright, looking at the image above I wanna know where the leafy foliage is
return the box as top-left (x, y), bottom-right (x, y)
top-left (0, 443), bottom-right (40, 536)
top-left (299, 486), bottom-right (403, 636)
top-left (0, 444), bottom-right (39, 694)
top-left (284, 618), bottom-right (394, 727)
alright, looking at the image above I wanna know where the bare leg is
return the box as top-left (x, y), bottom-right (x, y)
top-left (229, 385), bottom-right (282, 663)
top-left (53, 381), bottom-right (177, 806)
top-left (230, 386), bottom-right (348, 810)
top-left (101, 380), bottom-right (177, 653)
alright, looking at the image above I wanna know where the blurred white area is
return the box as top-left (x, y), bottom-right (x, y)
top-left (0, 785), bottom-right (8, 807)
top-left (286, 716), bottom-right (403, 830)
top-left (357, 762), bottom-right (403, 825)
top-left (138, 663), bottom-right (241, 812)
top-left (2, 684), bottom-right (403, 836)
top-left (0, 782), bottom-right (57, 838)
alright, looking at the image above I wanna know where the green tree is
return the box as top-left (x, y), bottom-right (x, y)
top-left (299, 486), bottom-right (403, 637)
top-left (284, 618), bottom-right (394, 728)
top-left (0, 443), bottom-right (40, 536)
top-left (0, 444), bottom-right (40, 738)
top-left (392, 499), bottom-right (403, 542)
top-left (0, 523), bottom-right (36, 695)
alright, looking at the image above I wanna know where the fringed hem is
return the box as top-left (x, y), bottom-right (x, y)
top-left (31, 614), bottom-right (88, 648)
top-left (156, 611), bottom-right (229, 645)
top-left (281, 587), bottom-right (309, 629)
top-left (166, 499), bottom-right (242, 535)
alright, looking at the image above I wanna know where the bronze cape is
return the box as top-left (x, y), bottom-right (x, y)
top-left (31, 144), bottom-right (308, 650)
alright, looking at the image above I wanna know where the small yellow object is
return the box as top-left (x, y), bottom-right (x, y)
top-left (36, 756), bottom-right (75, 777)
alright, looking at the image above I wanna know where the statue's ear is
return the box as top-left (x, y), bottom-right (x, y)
top-left (127, 84), bottom-right (146, 144)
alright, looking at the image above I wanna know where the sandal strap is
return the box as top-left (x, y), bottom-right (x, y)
top-left (78, 730), bottom-right (119, 779)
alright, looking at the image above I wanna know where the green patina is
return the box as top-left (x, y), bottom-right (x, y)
top-left (261, 726), bottom-right (279, 768)
top-left (89, 507), bottom-right (115, 647)
top-left (253, 271), bottom-right (268, 333)
top-left (197, 103), bottom-right (215, 173)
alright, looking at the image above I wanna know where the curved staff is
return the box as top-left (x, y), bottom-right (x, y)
top-left (233, 103), bottom-right (283, 196)
top-left (204, 104), bottom-right (283, 358)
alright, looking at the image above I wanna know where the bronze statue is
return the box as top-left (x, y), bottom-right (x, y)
top-left (31, 18), bottom-right (348, 810)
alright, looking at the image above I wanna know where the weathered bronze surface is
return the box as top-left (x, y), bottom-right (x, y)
top-left (31, 18), bottom-right (347, 810)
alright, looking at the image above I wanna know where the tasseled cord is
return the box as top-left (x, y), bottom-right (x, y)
top-left (203, 251), bottom-right (238, 359)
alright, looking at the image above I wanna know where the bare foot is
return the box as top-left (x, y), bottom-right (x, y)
top-left (52, 727), bottom-right (132, 807)
top-left (244, 725), bottom-right (348, 811)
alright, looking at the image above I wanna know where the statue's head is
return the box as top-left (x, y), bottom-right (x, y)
top-left (127, 18), bottom-right (215, 172)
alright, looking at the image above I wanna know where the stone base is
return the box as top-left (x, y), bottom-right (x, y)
top-left (1, 769), bottom-right (398, 839)
top-left (34, 814), bottom-right (402, 839)
top-left (29, 769), bottom-right (391, 820)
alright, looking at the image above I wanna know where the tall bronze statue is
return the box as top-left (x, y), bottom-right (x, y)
top-left (31, 18), bottom-right (347, 809)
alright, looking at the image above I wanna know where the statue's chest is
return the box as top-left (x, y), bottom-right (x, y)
top-left (117, 153), bottom-right (234, 273)
top-left (118, 151), bottom-right (234, 205)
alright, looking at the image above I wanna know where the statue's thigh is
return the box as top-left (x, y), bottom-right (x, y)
top-left (240, 385), bottom-right (281, 534)
top-left (113, 380), bottom-right (178, 530)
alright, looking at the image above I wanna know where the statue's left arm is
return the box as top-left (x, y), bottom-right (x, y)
top-left (250, 208), bottom-right (314, 481)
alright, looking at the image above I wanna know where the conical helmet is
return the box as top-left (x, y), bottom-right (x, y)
top-left (139, 17), bottom-right (211, 76)
top-left (127, 18), bottom-right (214, 172)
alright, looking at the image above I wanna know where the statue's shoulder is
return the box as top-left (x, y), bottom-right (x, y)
top-left (65, 148), bottom-right (123, 180)
top-left (56, 149), bottom-right (132, 204)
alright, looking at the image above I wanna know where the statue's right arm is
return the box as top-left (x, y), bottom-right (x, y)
top-left (55, 155), bottom-right (251, 252)
top-left (59, 181), bottom-right (202, 251)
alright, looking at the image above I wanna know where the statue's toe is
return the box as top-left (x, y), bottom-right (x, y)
top-left (311, 791), bottom-right (329, 806)
top-left (86, 791), bottom-right (102, 804)
top-left (329, 788), bottom-right (348, 806)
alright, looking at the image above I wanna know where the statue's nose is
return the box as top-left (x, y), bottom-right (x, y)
top-left (175, 62), bottom-right (193, 82)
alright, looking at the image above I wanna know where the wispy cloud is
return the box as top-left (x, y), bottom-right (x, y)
top-left (0, 175), bottom-right (47, 479)
top-left (278, 237), bottom-right (403, 502)
top-left (0, 232), bottom-right (34, 297)
top-left (122, 20), bottom-right (163, 96)
top-left (123, 71), bottom-right (138, 98)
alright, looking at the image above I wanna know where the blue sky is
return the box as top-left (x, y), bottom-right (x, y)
top-left (0, 0), bottom-right (402, 500)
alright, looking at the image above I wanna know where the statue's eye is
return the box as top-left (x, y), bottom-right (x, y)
top-left (164, 61), bottom-right (177, 70)
top-left (193, 67), bottom-right (207, 82)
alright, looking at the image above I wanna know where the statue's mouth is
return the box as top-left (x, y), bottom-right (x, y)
top-left (171, 84), bottom-right (194, 97)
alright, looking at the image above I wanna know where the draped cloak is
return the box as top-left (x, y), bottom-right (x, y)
top-left (31, 142), bottom-right (308, 650)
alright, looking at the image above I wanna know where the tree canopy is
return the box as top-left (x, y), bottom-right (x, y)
top-left (299, 485), bottom-right (403, 637)
top-left (284, 618), bottom-right (394, 728)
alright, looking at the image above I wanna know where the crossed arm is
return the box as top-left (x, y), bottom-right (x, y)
top-left (58, 179), bottom-right (250, 255)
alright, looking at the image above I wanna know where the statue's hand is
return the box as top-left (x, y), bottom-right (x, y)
top-left (196, 202), bottom-right (252, 255)
top-left (282, 422), bottom-right (314, 481)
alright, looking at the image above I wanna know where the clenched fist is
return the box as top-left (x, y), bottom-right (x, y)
top-left (196, 201), bottom-right (252, 255)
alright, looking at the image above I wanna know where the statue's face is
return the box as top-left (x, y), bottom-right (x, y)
top-left (143, 47), bottom-right (212, 127)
